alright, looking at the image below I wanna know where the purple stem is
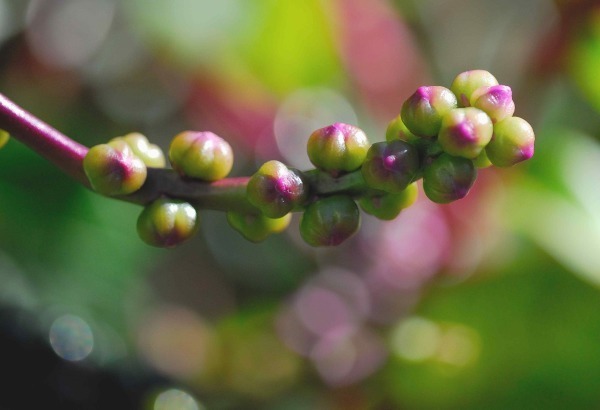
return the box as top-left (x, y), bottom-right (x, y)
top-left (0, 92), bottom-right (90, 187)
top-left (0, 93), bottom-right (368, 213)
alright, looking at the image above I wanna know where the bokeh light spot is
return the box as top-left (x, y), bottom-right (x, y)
top-left (154, 388), bottom-right (202, 410)
top-left (390, 316), bottom-right (441, 362)
top-left (48, 314), bottom-right (94, 361)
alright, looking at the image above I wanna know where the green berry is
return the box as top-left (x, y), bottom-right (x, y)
top-left (486, 117), bottom-right (535, 167)
top-left (247, 160), bottom-right (307, 218)
top-left (401, 86), bottom-right (457, 137)
top-left (438, 107), bottom-right (493, 159)
top-left (385, 115), bottom-right (419, 144)
top-left (450, 70), bottom-right (499, 107)
top-left (0, 129), bottom-right (9, 149)
top-left (83, 140), bottom-right (147, 196)
top-left (110, 132), bottom-right (166, 168)
top-left (227, 212), bottom-right (291, 243)
top-left (359, 182), bottom-right (418, 220)
top-left (423, 153), bottom-right (477, 204)
top-left (169, 131), bottom-right (233, 181)
top-left (137, 198), bottom-right (199, 247)
top-left (307, 123), bottom-right (370, 175)
top-left (361, 140), bottom-right (420, 193)
top-left (300, 195), bottom-right (360, 247)
top-left (470, 85), bottom-right (515, 123)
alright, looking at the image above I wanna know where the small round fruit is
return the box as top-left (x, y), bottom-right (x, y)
top-left (300, 195), bottom-right (360, 247)
top-left (361, 140), bottom-right (420, 193)
top-left (83, 140), bottom-right (147, 196)
top-left (359, 182), bottom-right (418, 220)
top-left (401, 86), bottom-right (457, 137)
top-left (247, 160), bottom-right (307, 218)
top-left (423, 153), bottom-right (477, 204)
top-left (307, 123), bottom-right (370, 175)
top-left (486, 117), bottom-right (535, 167)
top-left (450, 70), bottom-right (499, 107)
top-left (227, 212), bottom-right (291, 242)
top-left (169, 131), bottom-right (233, 181)
top-left (470, 85), bottom-right (515, 123)
top-left (438, 107), bottom-right (493, 159)
top-left (137, 198), bottom-right (199, 247)
top-left (111, 132), bottom-right (166, 168)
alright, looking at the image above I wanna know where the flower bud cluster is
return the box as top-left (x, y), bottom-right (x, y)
top-left (393, 69), bottom-right (535, 203)
top-left (80, 70), bottom-right (534, 248)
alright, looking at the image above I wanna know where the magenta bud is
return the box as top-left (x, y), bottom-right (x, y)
top-left (307, 123), bottom-right (370, 174)
top-left (401, 86), bottom-right (457, 137)
top-left (450, 70), bottom-right (499, 107)
top-left (470, 85), bottom-right (515, 123)
top-left (247, 160), bottom-right (307, 218)
top-left (361, 140), bottom-right (420, 193)
top-left (438, 107), bottom-right (493, 159)
top-left (486, 117), bottom-right (535, 167)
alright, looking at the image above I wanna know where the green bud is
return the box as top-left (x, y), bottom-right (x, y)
top-left (359, 182), bottom-right (418, 220)
top-left (83, 140), bottom-right (147, 196)
top-left (227, 212), bottom-right (291, 243)
top-left (470, 85), bottom-right (515, 123)
top-left (0, 129), bottom-right (9, 149)
top-left (385, 114), bottom-right (419, 144)
top-left (473, 149), bottom-right (492, 168)
top-left (438, 107), bottom-right (493, 159)
top-left (486, 117), bottom-right (535, 167)
top-left (300, 195), bottom-right (360, 247)
top-left (137, 198), bottom-right (199, 247)
top-left (307, 123), bottom-right (370, 175)
top-left (401, 86), bottom-right (457, 137)
top-left (247, 160), bottom-right (307, 218)
top-left (110, 132), bottom-right (166, 168)
top-left (450, 70), bottom-right (499, 107)
top-left (361, 140), bottom-right (420, 193)
top-left (169, 131), bottom-right (233, 181)
top-left (423, 153), bottom-right (477, 204)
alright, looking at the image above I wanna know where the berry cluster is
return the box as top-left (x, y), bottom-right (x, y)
top-left (81, 70), bottom-right (535, 248)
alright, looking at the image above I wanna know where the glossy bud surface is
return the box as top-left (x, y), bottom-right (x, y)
top-left (401, 86), bottom-right (457, 137)
top-left (137, 198), bottom-right (199, 247)
top-left (307, 123), bottom-right (369, 175)
top-left (300, 195), bottom-right (360, 247)
top-left (423, 153), bottom-right (477, 204)
top-left (169, 131), bottom-right (233, 181)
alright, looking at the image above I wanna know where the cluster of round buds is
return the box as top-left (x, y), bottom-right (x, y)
top-left (393, 69), bottom-right (535, 203)
top-left (83, 130), bottom-right (235, 247)
top-left (81, 70), bottom-right (534, 249)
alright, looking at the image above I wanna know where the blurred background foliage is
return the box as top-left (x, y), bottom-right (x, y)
top-left (1, 0), bottom-right (600, 408)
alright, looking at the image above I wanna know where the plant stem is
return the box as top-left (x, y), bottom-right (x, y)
top-left (0, 93), bottom-right (90, 187)
top-left (0, 93), bottom-right (372, 213)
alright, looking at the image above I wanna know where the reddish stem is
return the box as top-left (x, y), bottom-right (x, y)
top-left (0, 93), bottom-right (90, 187)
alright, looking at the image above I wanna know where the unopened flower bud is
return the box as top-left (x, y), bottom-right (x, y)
top-left (401, 86), bottom-right (457, 137)
top-left (438, 107), bottom-right (493, 159)
top-left (486, 117), bottom-right (535, 167)
top-left (83, 140), bottom-right (147, 196)
top-left (300, 195), bottom-right (360, 247)
top-left (169, 131), bottom-right (233, 181)
top-left (450, 70), bottom-right (499, 107)
top-left (359, 182), bottom-right (418, 220)
top-left (227, 212), bottom-right (291, 242)
top-left (247, 160), bottom-right (307, 218)
top-left (423, 153), bottom-right (477, 204)
top-left (361, 140), bottom-right (420, 193)
top-left (307, 123), bottom-right (370, 175)
top-left (470, 85), bottom-right (515, 123)
top-left (137, 198), bottom-right (199, 247)
top-left (111, 132), bottom-right (166, 168)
